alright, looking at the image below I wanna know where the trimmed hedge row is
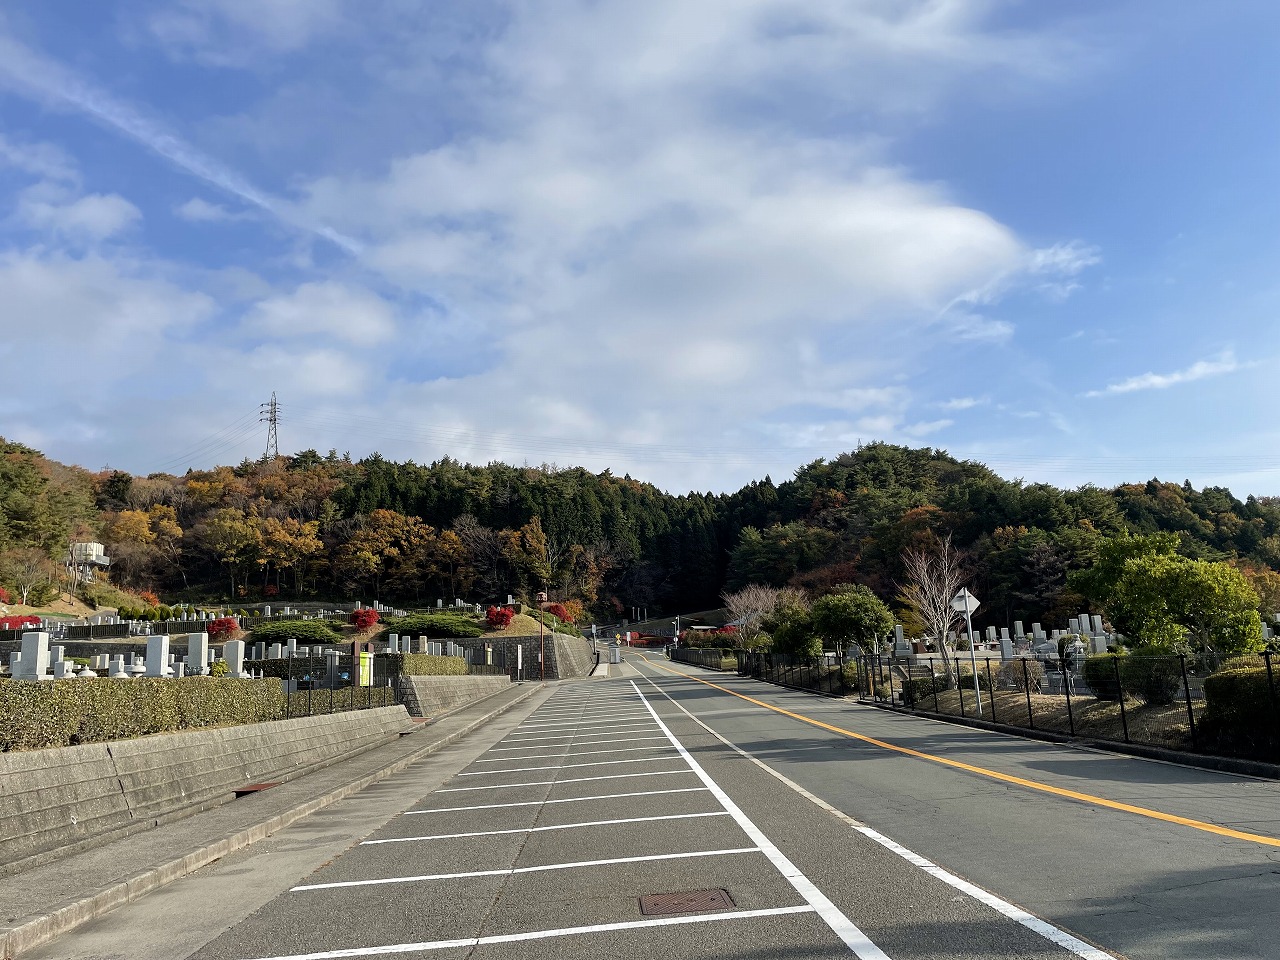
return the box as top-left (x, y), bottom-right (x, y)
top-left (247, 653), bottom-right (469, 680)
top-left (0, 677), bottom-right (284, 752)
top-left (380, 613), bottom-right (483, 639)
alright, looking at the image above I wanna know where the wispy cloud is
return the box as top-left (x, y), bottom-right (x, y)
top-left (1085, 350), bottom-right (1240, 397)
top-left (940, 396), bottom-right (986, 411)
top-left (0, 27), bottom-right (360, 253)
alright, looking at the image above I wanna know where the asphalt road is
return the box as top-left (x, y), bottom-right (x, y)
top-left (28, 659), bottom-right (1280, 960)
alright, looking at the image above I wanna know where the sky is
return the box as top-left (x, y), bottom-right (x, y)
top-left (2, 1), bottom-right (1279, 497)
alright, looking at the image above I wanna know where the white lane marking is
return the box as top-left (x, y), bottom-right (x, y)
top-left (435, 769), bottom-right (696, 792)
top-left (519, 712), bottom-right (651, 724)
top-left (245, 906), bottom-right (817, 959)
top-left (486, 736), bottom-right (670, 752)
top-left (636, 666), bottom-right (1119, 960)
top-left (405, 787), bottom-right (711, 814)
top-left (514, 718), bottom-right (652, 731)
top-left (500, 722), bottom-right (657, 741)
top-left (629, 680), bottom-right (891, 960)
top-left (363, 811), bottom-right (730, 844)
top-left (474, 745), bottom-right (677, 762)
top-left (291, 847), bottom-right (761, 891)
top-left (458, 756), bottom-right (679, 776)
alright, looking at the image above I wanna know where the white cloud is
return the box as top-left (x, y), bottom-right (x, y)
top-left (0, 134), bottom-right (77, 183)
top-left (1085, 351), bottom-right (1241, 397)
top-left (243, 281), bottom-right (398, 346)
top-left (941, 311), bottom-right (1015, 342)
top-left (175, 197), bottom-right (250, 223)
top-left (941, 396), bottom-right (986, 410)
top-left (147, 0), bottom-right (345, 63)
top-left (16, 189), bottom-right (141, 239)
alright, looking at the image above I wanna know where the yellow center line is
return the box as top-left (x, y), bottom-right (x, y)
top-left (637, 653), bottom-right (1280, 849)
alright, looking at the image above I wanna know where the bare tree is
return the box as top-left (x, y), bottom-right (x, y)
top-left (899, 534), bottom-right (968, 682)
top-left (5, 547), bottom-right (54, 606)
top-left (722, 584), bottom-right (802, 649)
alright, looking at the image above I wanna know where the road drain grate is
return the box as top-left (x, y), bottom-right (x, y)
top-left (639, 888), bottom-right (735, 916)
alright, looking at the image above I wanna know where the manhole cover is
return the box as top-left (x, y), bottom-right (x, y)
top-left (639, 888), bottom-right (736, 916)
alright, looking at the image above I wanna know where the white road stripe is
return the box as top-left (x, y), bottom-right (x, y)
top-left (435, 769), bottom-right (695, 792)
top-left (515, 718), bottom-right (652, 730)
top-left (630, 681), bottom-right (891, 960)
top-left (636, 665), bottom-right (1119, 960)
top-left (363, 811), bottom-right (730, 844)
top-left (458, 756), bottom-right (678, 776)
top-left (474, 745), bottom-right (677, 762)
top-left (243, 906), bottom-right (816, 960)
top-left (404, 787), bottom-right (711, 814)
top-left (486, 736), bottom-right (670, 752)
top-left (291, 847), bottom-right (761, 891)
top-left (501, 722), bottom-right (657, 741)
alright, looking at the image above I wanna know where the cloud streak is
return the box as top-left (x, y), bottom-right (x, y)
top-left (1085, 351), bottom-right (1240, 397)
top-left (0, 27), bottom-right (360, 253)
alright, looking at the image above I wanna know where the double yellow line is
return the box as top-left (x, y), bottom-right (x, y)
top-left (638, 654), bottom-right (1280, 849)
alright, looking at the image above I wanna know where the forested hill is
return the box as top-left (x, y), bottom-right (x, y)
top-left (4, 439), bottom-right (1280, 630)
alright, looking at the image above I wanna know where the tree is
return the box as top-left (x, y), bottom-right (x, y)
top-left (3, 546), bottom-right (55, 605)
top-left (1107, 553), bottom-right (1263, 654)
top-left (761, 588), bottom-right (820, 657)
top-left (898, 534), bottom-right (968, 682)
top-left (198, 508), bottom-right (262, 597)
top-left (811, 584), bottom-right (894, 656)
top-left (722, 584), bottom-right (783, 649)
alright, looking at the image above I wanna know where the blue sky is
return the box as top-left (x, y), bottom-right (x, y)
top-left (1, 1), bottom-right (1277, 496)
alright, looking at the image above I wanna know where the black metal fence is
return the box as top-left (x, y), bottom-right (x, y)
top-left (670, 647), bottom-right (738, 671)
top-left (734, 651), bottom-right (854, 696)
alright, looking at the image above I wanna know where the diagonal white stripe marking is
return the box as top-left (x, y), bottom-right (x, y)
top-left (435, 769), bottom-right (696, 792)
top-left (363, 811), bottom-right (729, 843)
top-left (405, 787), bottom-right (710, 814)
top-left (291, 847), bottom-right (760, 891)
top-left (242, 906), bottom-right (817, 960)
top-left (629, 680), bottom-right (890, 959)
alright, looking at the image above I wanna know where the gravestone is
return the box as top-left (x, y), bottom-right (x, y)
top-left (1000, 637), bottom-right (1014, 660)
top-left (253, 642), bottom-right (265, 660)
top-left (1091, 615), bottom-right (1104, 635)
top-left (18, 632), bottom-right (51, 681)
top-left (262, 605), bottom-right (272, 618)
top-left (53, 660), bottom-right (75, 679)
top-left (173, 662), bottom-right (186, 678)
top-left (1092, 636), bottom-right (1108, 654)
top-left (325, 649), bottom-right (341, 685)
top-left (185, 632), bottom-right (210, 676)
top-left (146, 635), bottom-right (173, 677)
top-left (108, 655), bottom-right (129, 679)
top-left (388, 634), bottom-right (400, 654)
top-left (286, 637), bottom-right (297, 658)
top-left (1068, 618), bottom-right (1080, 635)
top-left (1000, 627), bottom-right (1011, 641)
top-left (268, 643), bottom-right (283, 660)
top-left (985, 626), bottom-right (997, 643)
top-left (224, 639), bottom-right (249, 678)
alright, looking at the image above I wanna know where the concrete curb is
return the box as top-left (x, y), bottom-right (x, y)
top-left (1, 683), bottom-right (544, 959)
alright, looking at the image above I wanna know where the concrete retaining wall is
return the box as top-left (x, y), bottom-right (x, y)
top-left (395, 676), bottom-right (513, 717)
top-left (551, 634), bottom-right (597, 679)
top-left (0, 706), bottom-right (414, 875)
top-left (452, 633), bottom-right (596, 680)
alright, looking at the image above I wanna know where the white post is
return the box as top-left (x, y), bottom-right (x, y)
top-left (963, 598), bottom-right (983, 717)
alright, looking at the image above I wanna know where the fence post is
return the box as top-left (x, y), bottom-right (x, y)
top-left (1113, 655), bottom-right (1130, 743)
top-left (1178, 654), bottom-right (1197, 749)
top-left (1062, 657), bottom-right (1075, 737)
top-left (984, 658), bottom-right (996, 723)
top-left (1022, 657), bottom-right (1034, 730)
top-left (306, 656), bottom-right (313, 718)
top-left (887, 656), bottom-right (895, 705)
top-left (931, 660), bottom-right (940, 712)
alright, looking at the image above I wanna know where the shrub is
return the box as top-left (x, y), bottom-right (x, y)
top-left (997, 658), bottom-right (1046, 692)
top-left (1083, 655), bottom-right (1123, 701)
top-left (0, 587), bottom-right (9, 604)
top-left (382, 613), bottom-right (484, 639)
top-left (156, 605), bottom-right (173, 620)
top-left (1200, 668), bottom-right (1279, 761)
top-left (900, 673), bottom-right (950, 707)
top-left (250, 618), bottom-right (343, 645)
top-left (209, 659), bottom-right (229, 677)
top-left (350, 608), bottom-right (380, 630)
top-left (486, 606), bottom-right (515, 629)
top-left (0, 615), bottom-right (42, 631)
top-left (526, 608), bottom-right (583, 637)
top-left (139, 590), bottom-right (160, 607)
top-left (544, 602), bottom-right (572, 623)
top-left (1120, 655), bottom-right (1183, 705)
top-left (207, 617), bottom-right (239, 641)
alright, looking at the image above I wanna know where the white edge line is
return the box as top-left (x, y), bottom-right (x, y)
top-left (629, 680), bottom-right (892, 960)
top-left (244, 906), bottom-right (818, 960)
top-left (291, 847), bottom-right (760, 891)
top-left (404, 786), bottom-right (710, 814)
top-left (363, 811), bottom-right (729, 844)
top-left (635, 664), bottom-right (1118, 960)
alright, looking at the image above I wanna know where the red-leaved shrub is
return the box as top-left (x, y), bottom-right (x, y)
top-left (487, 605), bottom-right (515, 628)
top-left (0, 615), bottom-right (42, 630)
top-left (350, 608), bottom-right (380, 630)
top-left (545, 602), bottom-right (572, 623)
top-left (0, 587), bottom-right (11, 604)
top-left (207, 616), bottom-right (239, 641)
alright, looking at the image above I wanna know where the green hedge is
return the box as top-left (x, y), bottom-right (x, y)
top-left (1120, 656), bottom-right (1183, 705)
top-left (0, 677), bottom-right (285, 751)
top-left (1200, 667), bottom-right (1279, 761)
top-left (380, 613), bottom-right (483, 639)
top-left (250, 619), bottom-right (343, 644)
top-left (246, 653), bottom-right (468, 679)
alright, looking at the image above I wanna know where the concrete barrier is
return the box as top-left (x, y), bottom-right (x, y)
top-left (395, 675), bottom-right (513, 717)
top-left (0, 706), bottom-right (414, 875)
top-left (551, 634), bottom-right (597, 678)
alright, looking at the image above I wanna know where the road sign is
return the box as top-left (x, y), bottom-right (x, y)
top-left (950, 588), bottom-right (980, 614)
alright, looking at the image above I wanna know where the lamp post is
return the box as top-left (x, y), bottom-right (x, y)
top-left (951, 588), bottom-right (984, 717)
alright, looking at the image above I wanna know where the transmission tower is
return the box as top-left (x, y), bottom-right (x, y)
top-left (260, 392), bottom-right (280, 459)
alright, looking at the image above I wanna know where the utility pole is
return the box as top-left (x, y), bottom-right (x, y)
top-left (260, 392), bottom-right (280, 459)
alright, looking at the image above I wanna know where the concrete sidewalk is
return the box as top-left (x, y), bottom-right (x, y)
top-left (0, 682), bottom-right (544, 959)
